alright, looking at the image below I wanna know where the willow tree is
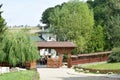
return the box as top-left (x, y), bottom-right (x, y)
top-left (1, 30), bottom-right (39, 66)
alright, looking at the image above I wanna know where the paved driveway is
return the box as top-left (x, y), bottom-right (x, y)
top-left (37, 67), bottom-right (120, 80)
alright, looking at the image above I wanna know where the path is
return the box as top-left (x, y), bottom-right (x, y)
top-left (37, 67), bottom-right (120, 80)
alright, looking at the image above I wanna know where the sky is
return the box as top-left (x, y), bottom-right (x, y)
top-left (0, 0), bottom-right (70, 26)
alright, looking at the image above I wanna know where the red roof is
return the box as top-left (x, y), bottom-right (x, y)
top-left (37, 41), bottom-right (76, 48)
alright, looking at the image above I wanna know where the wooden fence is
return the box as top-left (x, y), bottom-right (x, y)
top-left (0, 62), bottom-right (10, 67)
top-left (71, 51), bottom-right (111, 65)
top-left (0, 51), bottom-right (112, 68)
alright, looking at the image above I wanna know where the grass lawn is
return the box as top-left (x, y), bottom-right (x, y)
top-left (0, 70), bottom-right (39, 80)
top-left (82, 62), bottom-right (120, 70)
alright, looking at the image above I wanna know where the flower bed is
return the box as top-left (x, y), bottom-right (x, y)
top-left (75, 67), bottom-right (120, 74)
top-left (74, 62), bottom-right (120, 74)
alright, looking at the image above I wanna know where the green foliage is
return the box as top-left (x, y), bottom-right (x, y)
top-left (63, 54), bottom-right (67, 59)
top-left (0, 4), bottom-right (6, 39)
top-left (48, 1), bottom-right (94, 53)
top-left (0, 49), bottom-right (6, 62)
top-left (86, 25), bottom-right (105, 53)
top-left (108, 47), bottom-right (120, 63)
top-left (87, 0), bottom-right (120, 50)
top-left (91, 0), bottom-right (108, 25)
top-left (41, 7), bottom-right (54, 27)
top-left (0, 4), bottom-right (7, 62)
top-left (41, 0), bottom-right (119, 53)
top-left (107, 15), bottom-right (120, 47)
top-left (1, 30), bottom-right (39, 66)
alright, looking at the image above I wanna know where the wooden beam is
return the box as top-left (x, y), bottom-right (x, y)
top-left (67, 49), bottom-right (72, 68)
top-left (59, 52), bottom-right (63, 67)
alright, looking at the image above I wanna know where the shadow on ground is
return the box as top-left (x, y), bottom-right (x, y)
top-left (36, 62), bottom-right (47, 68)
top-left (57, 76), bottom-right (120, 80)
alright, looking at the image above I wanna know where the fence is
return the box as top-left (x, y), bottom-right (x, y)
top-left (71, 51), bottom-right (111, 65)
top-left (0, 62), bottom-right (10, 67)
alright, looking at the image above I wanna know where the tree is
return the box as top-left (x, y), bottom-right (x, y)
top-left (0, 4), bottom-right (6, 39)
top-left (107, 15), bottom-right (120, 47)
top-left (48, 1), bottom-right (94, 52)
top-left (105, 0), bottom-right (120, 47)
top-left (86, 25), bottom-right (105, 53)
top-left (41, 7), bottom-right (54, 27)
top-left (87, 0), bottom-right (108, 26)
top-left (87, 0), bottom-right (120, 49)
top-left (0, 30), bottom-right (39, 66)
top-left (0, 4), bottom-right (7, 62)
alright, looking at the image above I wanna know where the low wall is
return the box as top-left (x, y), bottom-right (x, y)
top-left (0, 63), bottom-right (10, 67)
top-left (47, 58), bottom-right (60, 68)
top-left (0, 61), bottom-right (36, 69)
top-left (71, 51), bottom-right (111, 65)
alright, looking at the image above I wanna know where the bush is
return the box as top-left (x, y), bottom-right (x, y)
top-left (63, 54), bottom-right (67, 59)
top-left (108, 47), bottom-right (120, 63)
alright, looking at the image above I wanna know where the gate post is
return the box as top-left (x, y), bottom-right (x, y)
top-left (67, 49), bottom-right (72, 68)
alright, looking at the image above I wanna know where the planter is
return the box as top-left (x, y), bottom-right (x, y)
top-left (25, 62), bottom-right (30, 69)
top-left (0, 63), bottom-right (2, 66)
top-left (47, 58), bottom-right (60, 68)
top-left (25, 61), bottom-right (36, 69)
top-left (30, 61), bottom-right (36, 69)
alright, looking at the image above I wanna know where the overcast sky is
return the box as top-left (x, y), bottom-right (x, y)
top-left (0, 0), bottom-right (86, 26)
top-left (0, 0), bottom-right (70, 26)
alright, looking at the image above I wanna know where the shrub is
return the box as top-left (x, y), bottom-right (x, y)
top-left (63, 54), bottom-right (67, 59)
top-left (108, 47), bottom-right (120, 63)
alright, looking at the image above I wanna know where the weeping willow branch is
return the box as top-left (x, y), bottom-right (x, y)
top-left (1, 30), bottom-right (39, 66)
